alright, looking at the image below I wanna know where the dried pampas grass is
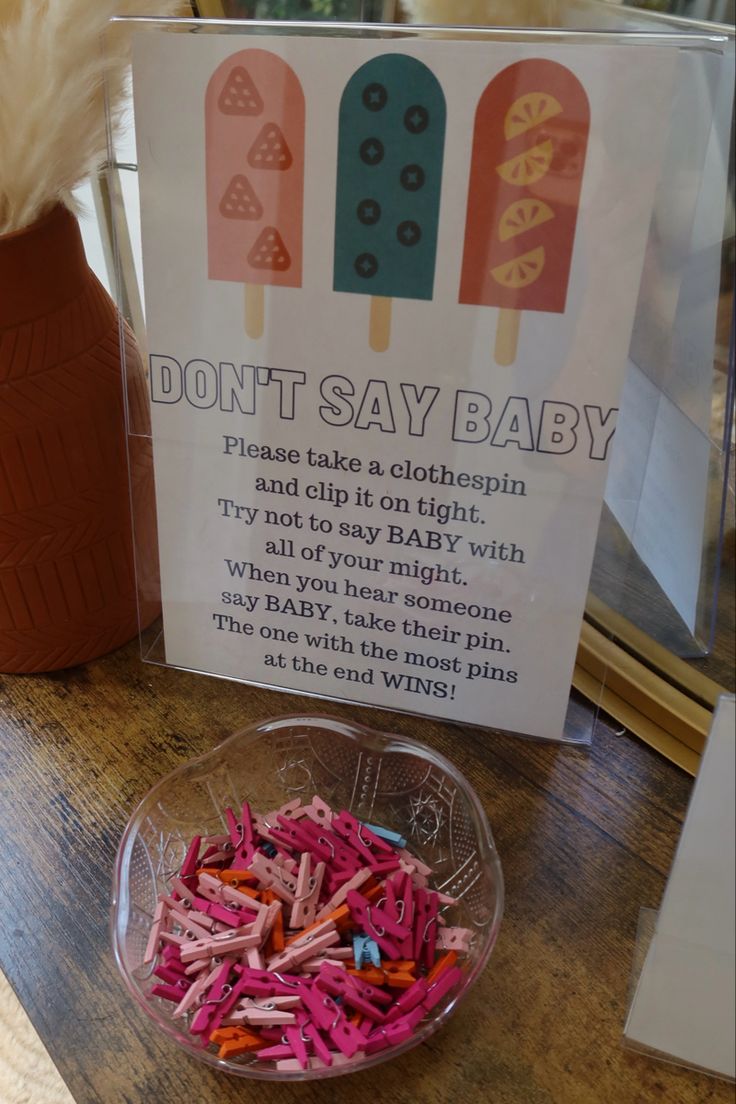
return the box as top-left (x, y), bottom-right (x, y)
top-left (0, 0), bottom-right (185, 235)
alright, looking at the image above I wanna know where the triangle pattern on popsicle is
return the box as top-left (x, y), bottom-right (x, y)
top-left (206, 46), bottom-right (304, 314)
top-left (248, 124), bottom-right (293, 171)
top-left (248, 227), bottom-right (291, 272)
top-left (217, 65), bottom-right (264, 116)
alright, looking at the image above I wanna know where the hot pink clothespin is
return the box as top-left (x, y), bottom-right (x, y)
top-left (362, 1006), bottom-right (425, 1054)
top-left (331, 811), bottom-right (396, 866)
top-left (224, 801), bottom-right (258, 867)
top-left (345, 890), bottom-right (410, 960)
top-left (422, 964), bottom-right (463, 1011)
top-left (413, 888), bottom-right (439, 968)
top-left (179, 835), bottom-right (202, 886)
top-left (299, 985), bottom-right (366, 1058)
top-left (315, 962), bottom-right (390, 1021)
top-left (289, 852), bottom-right (326, 929)
top-left (188, 960), bottom-right (234, 1035)
top-left (383, 977), bottom-right (428, 1023)
top-left (236, 967), bottom-right (307, 998)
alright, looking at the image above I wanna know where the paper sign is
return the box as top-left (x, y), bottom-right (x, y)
top-left (131, 31), bottom-right (675, 741)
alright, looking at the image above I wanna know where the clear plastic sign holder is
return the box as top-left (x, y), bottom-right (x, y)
top-left (108, 8), bottom-right (732, 746)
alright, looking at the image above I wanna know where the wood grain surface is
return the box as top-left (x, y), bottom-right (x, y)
top-left (0, 642), bottom-right (732, 1104)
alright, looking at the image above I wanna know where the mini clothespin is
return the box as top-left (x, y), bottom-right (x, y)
top-left (267, 919), bottom-right (339, 974)
top-left (179, 835), bottom-right (202, 887)
top-left (301, 795), bottom-right (334, 827)
top-left (172, 960), bottom-right (222, 1018)
top-left (144, 898), bottom-right (169, 964)
top-left (332, 811), bottom-right (397, 866)
top-left (361, 821), bottom-right (407, 848)
top-left (437, 926), bottom-right (472, 953)
top-left (422, 964), bottom-right (463, 1011)
top-left (315, 963), bottom-right (391, 1022)
top-left (299, 985), bottom-right (366, 1058)
top-left (345, 890), bottom-right (410, 960)
top-left (315, 867), bottom-right (372, 922)
top-left (383, 977), bottom-right (428, 1023)
top-left (249, 852), bottom-right (298, 903)
top-left (412, 887), bottom-right (439, 968)
top-left (289, 852), bottom-right (326, 930)
top-left (224, 801), bottom-right (258, 867)
top-left (236, 966), bottom-right (307, 998)
top-left (352, 933), bottom-right (369, 969)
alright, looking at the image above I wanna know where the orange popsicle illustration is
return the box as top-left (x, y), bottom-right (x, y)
top-left (205, 50), bottom-right (305, 339)
top-left (459, 60), bottom-right (589, 366)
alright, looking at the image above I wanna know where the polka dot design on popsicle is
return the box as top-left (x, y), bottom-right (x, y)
top-left (333, 54), bottom-right (446, 301)
top-left (248, 227), bottom-right (291, 272)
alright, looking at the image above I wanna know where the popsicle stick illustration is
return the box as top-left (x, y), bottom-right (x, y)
top-left (205, 51), bottom-right (304, 339)
top-left (459, 59), bottom-right (589, 366)
top-left (333, 55), bottom-right (446, 352)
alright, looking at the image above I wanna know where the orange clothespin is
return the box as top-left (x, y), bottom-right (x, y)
top-left (213, 1026), bottom-right (264, 1058)
top-left (262, 889), bottom-right (285, 955)
top-left (216, 869), bottom-right (259, 897)
top-left (380, 960), bottom-right (416, 989)
top-left (426, 950), bottom-right (458, 985)
top-left (347, 965), bottom-right (385, 987)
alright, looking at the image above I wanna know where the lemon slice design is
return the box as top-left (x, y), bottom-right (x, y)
top-left (490, 246), bottom-right (546, 289)
top-left (504, 92), bottom-right (562, 140)
top-left (496, 140), bottom-right (553, 187)
top-left (498, 198), bottom-right (554, 242)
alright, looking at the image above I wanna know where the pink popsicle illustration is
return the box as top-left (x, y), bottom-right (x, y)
top-left (206, 50), bottom-right (305, 339)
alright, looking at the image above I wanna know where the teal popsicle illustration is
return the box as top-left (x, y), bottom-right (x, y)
top-left (334, 54), bottom-right (446, 352)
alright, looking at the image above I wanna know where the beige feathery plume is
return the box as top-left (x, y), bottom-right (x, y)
top-left (0, 0), bottom-right (186, 235)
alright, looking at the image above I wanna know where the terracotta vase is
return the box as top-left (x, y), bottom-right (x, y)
top-left (0, 203), bottom-right (159, 672)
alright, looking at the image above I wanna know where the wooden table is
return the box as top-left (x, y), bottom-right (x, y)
top-left (0, 641), bottom-right (732, 1104)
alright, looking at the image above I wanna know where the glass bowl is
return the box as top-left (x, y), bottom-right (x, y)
top-left (111, 714), bottom-right (504, 1080)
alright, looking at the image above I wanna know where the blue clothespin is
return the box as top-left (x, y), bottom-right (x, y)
top-left (362, 821), bottom-right (407, 848)
top-left (353, 933), bottom-right (370, 969)
top-left (364, 937), bottom-right (381, 968)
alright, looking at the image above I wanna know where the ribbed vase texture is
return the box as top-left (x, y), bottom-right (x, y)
top-left (0, 204), bottom-right (158, 672)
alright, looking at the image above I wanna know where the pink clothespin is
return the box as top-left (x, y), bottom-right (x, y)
top-left (289, 852), bottom-right (326, 929)
top-left (266, 921), bottom-right (339, 974)
top-left (180, 925), bottom-right (262, 963)
top-left (314, 866), bottom-right (372, 922)
top-left (301, 795), bottom-right (334, 827)
top-left (144, 899), bottom-right (169, 964)
top-left (172, 960), bottom-right (221, 1018)
top-left (167, 908), bottom-right (211, 942)
top-left (150, 979), bottom-right (192, 1003)
top-left (249, 853), bottom-right (297, 903)
top-left (299, 985), bottom-right (366, 1058)
top-left (437, 926), bottom-right (472, 953)
top-left (238, 1000), bottom-right (297, 1027)
top-left (345, 890), bottom-right (410, 960)
top-left (242, 945), bottom-right (265, 972)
